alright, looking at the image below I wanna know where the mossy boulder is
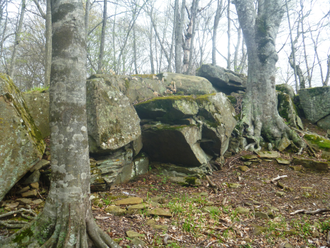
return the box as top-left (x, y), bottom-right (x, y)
top-left (86, 77), bottom-right (141, 153)
top-left (292, 156), bottom-right (329, 172)
top-left (23, 90), bottom-right (50, 138)
top-left (304, 133), bottom-right (330, 152)
top-left (158, 72), bottom-right (216, 95)
top-left (276, 84), bottom-right (295, 99)
top-left (0, 74), bottom-right (45, 201)
top-left (196, 64), bottom-right (246, 94)
top-left (277, 91), bottom-right (303, 129)
top-left (299, 87), bottom-right (330, 126)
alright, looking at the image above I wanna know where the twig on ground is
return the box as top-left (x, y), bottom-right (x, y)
top-left (205, 240), bottom-right (217, 248)
top-left (290, 208), bottom-right (330, 215)
top-left (206, 175), bottom-right (218, 194)
top-left (271, 175), bottom-right (287, 183)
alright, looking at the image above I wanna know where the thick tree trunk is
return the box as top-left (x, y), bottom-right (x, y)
top-left (234, 0), bottom-right (303, 151)
top-left (0, 0), bottom-right (120, 247)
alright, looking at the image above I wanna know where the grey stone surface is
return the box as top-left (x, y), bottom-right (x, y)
top-left (299, 86), bottom-right (330, 124)
top-left (86, 77), bottom-right (141, 154)
top-left (196, 64), bottom-right (246, 94)
top-left (0, 74), bottom-right (45, 202)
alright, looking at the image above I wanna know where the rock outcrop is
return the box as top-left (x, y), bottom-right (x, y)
top-left (0, 74), bottom-right (45, 201)
top-left (86, 76), bottom-right (141, 154)
top-left (23, 90), bottom-right (50, 138)
top-left (135, 93), bottom-right (237, 167)
top-left (299, 86), bottom-right (330, 129)
top-left (196, 64), bottom-right (246, 94)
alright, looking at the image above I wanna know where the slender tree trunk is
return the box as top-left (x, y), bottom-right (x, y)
top-left (149, 20), bottom-right (155, 74)
top-left (182, 0), bottom-right (199, 74)
top-left (212, 0), bottom-right (223, 65)
top-left (97, 0), bottom-right (107, 73)
top-left (9, 0), bottom-right (26, 79)
top-left (0, 0), bottom-right (120, 246)
top-left (174, 0), bottom-right (185, 73)
top-left (133, 26), bottom-right (138, 74)
top-left (300, 0), bottom-right (311, 87)
top-left (227, 0), bottom-right (231, 70)
top-left (324, 55), bottom-right (330, 86)
top-left (233, 0), bottom-right (303, 151)
top-left (234, 26), bottom-right (241, 72)
top-left (44, 0), bottom-right (52, 87)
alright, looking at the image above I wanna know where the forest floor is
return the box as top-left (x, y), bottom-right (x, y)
top-left (1, 119), bottom-right (330, 248)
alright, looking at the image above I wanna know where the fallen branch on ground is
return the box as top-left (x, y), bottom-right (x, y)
top-left (206, 175), bottom-right (218, 194)
top-left (271, 175), bottom-right (287, 183)
top-left (290, 209), bottom-right (330, 215)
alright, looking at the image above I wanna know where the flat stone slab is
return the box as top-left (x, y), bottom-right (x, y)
top-left (16, 198), bottom-right (32, 204)
top-left (126, 230), bottom-right (145, 238)
top-left (21, 189), bottom-right (38, 198)
top-left (256, 151), bottom-right (280, 159)
top-left (147, 208), bottom-right (172, 217)
top-left (105, 205), bottom-right (126, 215)
top-left (276, 158), bottom-right (291, 165)
top-left (114, 197), bottom-right (143, 206)
top-left (127, 203), bottom-right (147, 210)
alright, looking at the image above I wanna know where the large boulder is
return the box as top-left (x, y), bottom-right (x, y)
top-left (0, 74), bottom-right (45, 201)
top-left (86, 77), bottom-right (141, 154)
top-left (196, 64), bottom-right (246, 94)
top-left (277, 91), bottom-right (303, 129)
top-left (23, 90), bottom-right (50, 138)
top-left (157, 72), bottom-right (217, 95)
top-left (135, 93), bottom-right (236, 167)
top-left (299, 87), bottom-right (330, 127)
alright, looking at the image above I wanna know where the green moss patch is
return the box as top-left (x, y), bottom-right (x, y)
top-left (304, 134), bottom-right (330, 152)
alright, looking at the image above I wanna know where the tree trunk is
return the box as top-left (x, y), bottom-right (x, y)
top-left (44, 0), bottom-right (52, 87)
top-left (234, 0), bottom-right (303, 151)
top-left (9, 0), bottom-right (26, 79)
top-left (133, 25), bottom-right (138, 74)
top-left (149, 19), bottom-right (155, 74)
top-left (0, 0), bottom-right (120, 247)
top-left (212, 0), bottom-right (223, 65)
top-left (227, 0), bottom-right (231, 70)
top-left (324, 55), bottom-right (330, 86)
top-left (97, 0), bottom-right (107, 73)
top-left (182, 0), bottom-right (199, 74)
top-left (174, 0), bottom-right (185, 73)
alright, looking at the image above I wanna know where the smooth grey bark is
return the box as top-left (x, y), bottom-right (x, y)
top-left (182, 0), bottom-right (199, 74)
top-left (174, 0), bottom-right (185, 73)
top-left (149, 18), bottom-right (155, 74)
top-left (32, 0), bottom-right (52, 87)
top-left (9, 0), bottom-right (26, 79)
top-left (0, 0), bottom-right (120, 247)
top-left (212, 0), bottom-right (223, 65)
top-left (133, 25), bottom-right (138, 74)
top-left (85, 0), bottom-right (90, 37)
top-left (324, 55), bottom-right (330, 86)
top-left (227, 0), bottom-right (231, 70)
top-left (97, 0), bottom-right (107, 73)
top-left (233, 26), bottom-right (241, 72)
top-left (233, 0), bottom-right (303, 151)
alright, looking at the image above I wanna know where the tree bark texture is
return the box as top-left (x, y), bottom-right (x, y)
top-left (212, 0), bottom-right (223, 65)
top-left (9, 0), bottom-right (25, 79)
top-left (233, 0), bottom-right (303, 151)
top-left (174, 0), bottom-right (185, 73)
top-left (0, 0), bottom-right (120, 247)
top-left (97, 0), bottom-right (107, 73)
top-left (44, 0), bottom-right (52, 87)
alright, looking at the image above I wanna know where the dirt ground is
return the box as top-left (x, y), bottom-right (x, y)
top-left (90, 154), bottom-right (330, 248)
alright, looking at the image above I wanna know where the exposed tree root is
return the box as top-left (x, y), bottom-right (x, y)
top-left (239, 94), bottom-right (305, 152)
top-left (0, 203), bottom-right (120, 248)
top-left (0, 208), bottom-right (37, 229)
